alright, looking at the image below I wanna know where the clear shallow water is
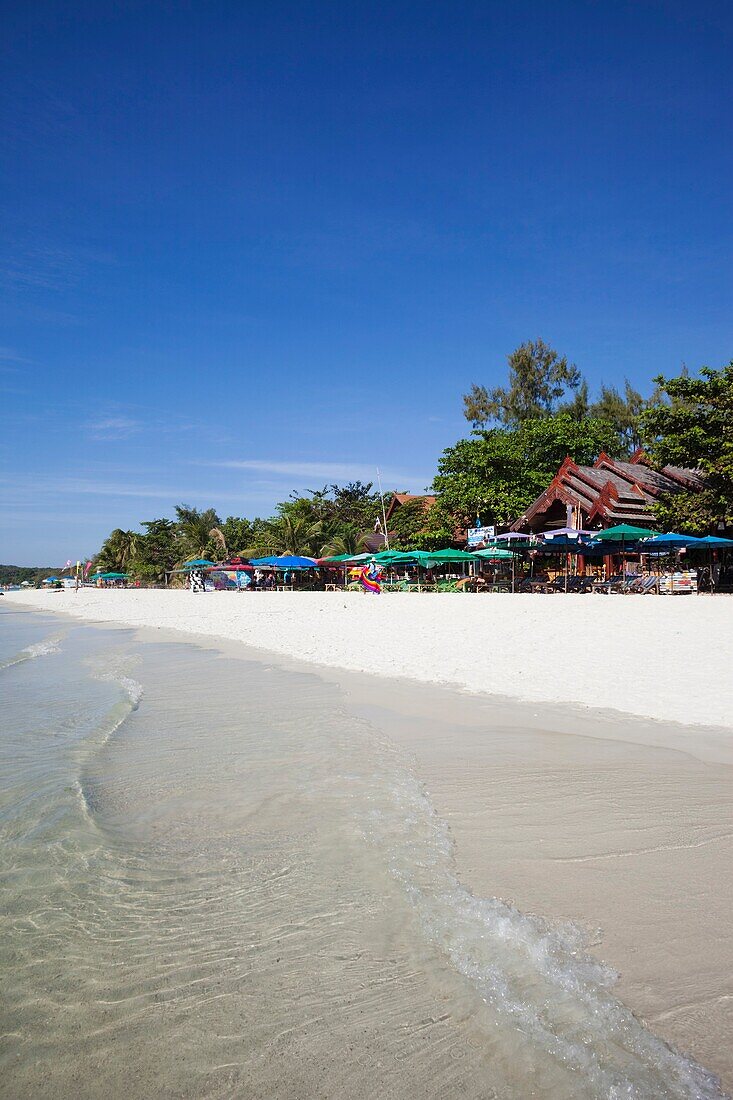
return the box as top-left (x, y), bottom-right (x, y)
top-left (0, 606), bottom-right (726, 1100)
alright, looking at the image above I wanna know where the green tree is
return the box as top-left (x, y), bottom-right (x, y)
top-left (641, 362), bottom-right (733, 532)
top-left (174, 505), bottom-right (227, 563)
top-left (326, 482), bottom-right (381, 529)
top-left (433, 415), bottom-right (618, 528)
top-left (320, 525), bottom-right (369, 557)
top-left (131, 518), bottom-right (177, 583)
top-left (255, 513), bottom-right (324, 557)
top-left (463, 339), bottom-right (582, 428)
top-left (590, 380), bottom-right (648, 454)
top-left (221, 516), bottom-right (254, 556)
top-left (387, 499), bottom-right (433, 549)
top-left (97, 528), bottom-right (141, 573)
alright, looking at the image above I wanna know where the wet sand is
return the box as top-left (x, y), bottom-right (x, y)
top-left (335, 673), bottom-right (733, 1091)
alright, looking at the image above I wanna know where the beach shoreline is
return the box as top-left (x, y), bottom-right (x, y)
top-left (4, 589), bottom-right (733, 1088)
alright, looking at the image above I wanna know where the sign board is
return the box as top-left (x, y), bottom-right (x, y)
top-left (467, 525), bottom-right (495, 547)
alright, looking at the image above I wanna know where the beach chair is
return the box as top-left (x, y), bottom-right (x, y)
top-left (610, 574), bottom-right (641, 594)
top-left (591, 574), bottom-right (623, 594)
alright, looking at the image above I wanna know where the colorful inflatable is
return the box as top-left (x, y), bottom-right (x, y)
top-left (360, 563), bottom-right (382, 594)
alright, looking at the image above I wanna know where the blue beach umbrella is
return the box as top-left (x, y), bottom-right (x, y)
top-left (640, 533), bottom-right (704, 552)
top-left (696, 535), bottom-right (733, 549)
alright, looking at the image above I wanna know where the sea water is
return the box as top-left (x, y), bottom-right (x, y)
top-left (0, 605), bottom-right (726, 1099)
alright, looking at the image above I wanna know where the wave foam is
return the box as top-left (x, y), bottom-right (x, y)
top-left (0, 634), bottom-right (62, 670)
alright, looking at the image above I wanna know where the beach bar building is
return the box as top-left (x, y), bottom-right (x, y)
top-left (514, 450), bottom-right (704, 533)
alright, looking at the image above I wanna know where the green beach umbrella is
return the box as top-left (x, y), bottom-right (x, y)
top-left (474, 547), bottom-right (517, 560)
top-left (423, 549), bottom-right (481, 563)
top-left (370, 550), bottom-right (409, 565)
top-left (590, 524), bottom-right (656, 542)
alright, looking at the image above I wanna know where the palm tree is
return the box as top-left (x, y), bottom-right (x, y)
top-left (174, 505), bottom-right (227, 564)
top-left (98, 529), bottom-right (141, 572)
top-left (252, 514), bottom-right (323, 557)
top-left (320, 525), bottom-right (368, 557)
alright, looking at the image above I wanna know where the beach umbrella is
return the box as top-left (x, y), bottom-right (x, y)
top-left (474, 547), bottom-right (518, 590)
top-left (370, 550), bottom-right (409, 565)
top-left (694, 534), bottom-right (733, 592)
top-left (424, 549), bottom-right (481, 562)
top-left (181, 558), bottom-right (216, 569)
top-left (539, 530), bottom-right (594, 590)
top-left (590, 524), bottom-right (656, 543)
top-left (42, 576), bottom-right (59, 583)
top-left (640, 533), bottom-right (704, 551)
top-left (696, 535), bottom-right (733, 548)
top-left (474, 547), bottom-right (516, 560)
top-left (538, 534), bottom-right (593, 550)
top-left (249, 555), bottom-right (318, 569)
top-left (487, 531), bottom-right (534, 548)
top-left (540, 527), bottom-right (592, 541)
top-left (99, 572), bottom-right (130, 579)
top-left (588, 524), bottom-right (658, 581)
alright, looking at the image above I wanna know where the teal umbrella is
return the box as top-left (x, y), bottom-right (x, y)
top-left (423, 549), bottom-right (481, 563)
top-left (474, 547), bottom-right (516, 560)
top-left (590, 524), bottom-right (656, 543)
top-left (640, 533), bottom-right (703, 552)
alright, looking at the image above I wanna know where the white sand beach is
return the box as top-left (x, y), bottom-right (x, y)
top-left (5, 588), bottom-right (733, 1088)
top-left (6, 587), bottom-right (732, 730)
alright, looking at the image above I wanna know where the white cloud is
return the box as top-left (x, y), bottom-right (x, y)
top-left (0, 475), bottom-right (270, 505)
top-left (200, 458), bottom-right (429, 488)
top-left (87, 416), bottom-right (143, 440)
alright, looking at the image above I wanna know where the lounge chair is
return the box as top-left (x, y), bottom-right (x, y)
top-left (591, 574), bottom-right (623, 594)
top-left (609, 574), bottom-right (641, 594)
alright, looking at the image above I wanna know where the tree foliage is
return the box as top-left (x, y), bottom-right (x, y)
top-left (590, 380), bottom-right (649, 453)
top-left (0, 564), bottom-right (57, 586)
top-left (463, 339), bottom-right (654, 457)
top-left (463, 339), bottom-right (582, 428)
top-left (433, 415), bottom-right (619, 528)
top-left (641, 361), bottom-right (733, 532)
top-left (96, 529), bottom-right (142, 573)
top-left (174, 505), bottom-right (227, 563)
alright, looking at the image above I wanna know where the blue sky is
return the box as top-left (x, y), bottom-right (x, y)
top-left (1, 1), bottom-right (731, 564)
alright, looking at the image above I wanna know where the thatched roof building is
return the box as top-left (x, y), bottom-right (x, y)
top-left (515, 450), bottom-right (704, 532)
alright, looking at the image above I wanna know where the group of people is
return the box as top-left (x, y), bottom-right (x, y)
top-left (191, 567), bottom-right (303, 592)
